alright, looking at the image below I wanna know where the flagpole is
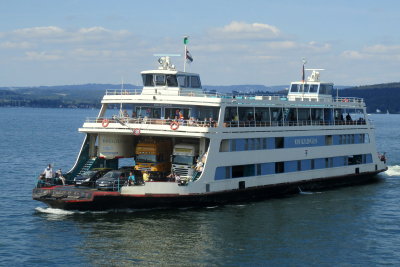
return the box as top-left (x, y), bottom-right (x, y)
top-left (183, 36), bottom-right (189, 72)
top-left (184, 44), bottom-right (187, 72)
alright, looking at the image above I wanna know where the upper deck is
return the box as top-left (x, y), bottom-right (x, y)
top-left (79, 58), bottom-right (368, 135)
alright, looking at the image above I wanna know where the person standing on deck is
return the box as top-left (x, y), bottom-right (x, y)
top-left (44, 164), bottom-right (53, 179)
top-left (56, 169), bottom-right (65, 185)
top-left (43, 164), bottom-right (53, 183)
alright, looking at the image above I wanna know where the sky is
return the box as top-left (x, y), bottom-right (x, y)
top-left (0, 0), bottom-right (400, 87)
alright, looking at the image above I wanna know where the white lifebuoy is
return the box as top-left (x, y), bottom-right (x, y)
top-left (133, 128), bottom-right (141, 136)
top-left (102, 119), bottom-right (110, 127)
top-left (170, 121), bottom-right (179, 131)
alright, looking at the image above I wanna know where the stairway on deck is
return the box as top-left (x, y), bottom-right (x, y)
top-left (77, 158), bottom-right (96, 176)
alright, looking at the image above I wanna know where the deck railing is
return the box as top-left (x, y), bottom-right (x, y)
top-left (86, 117), bottom-right (218, 128)
top-left (104, 89), bottom-right (364, 103)
top-left (223, 119), bottom-right (366, 127)
top-left (84, 116), bottom-right (366, 129)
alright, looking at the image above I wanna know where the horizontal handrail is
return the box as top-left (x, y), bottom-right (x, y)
top-left (334, 97), bottom-right (364, 103)
top-left (85, 116), bottom-right (218, 128)
top-left (223, 119), bottom-right (367, 127)
top-left (105, 89), bottom-right (286, 99)
top-left (104, 89), bottom-right (364, 103)
top-left (84, 116), bottom-right (367, 129)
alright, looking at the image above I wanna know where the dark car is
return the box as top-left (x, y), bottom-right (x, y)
top-left (95, 169), bottom-right (131, 191)
top-left (74, 168), bottom-right (111, 187)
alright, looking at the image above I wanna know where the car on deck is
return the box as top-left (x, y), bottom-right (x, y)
top-left (74, 168), bottom-right (112, 187)
top-left (95, 168), bottom-right (133, 191)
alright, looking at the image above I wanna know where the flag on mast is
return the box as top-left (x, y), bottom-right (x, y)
top-left (186, 49), bottom-right (193, 63)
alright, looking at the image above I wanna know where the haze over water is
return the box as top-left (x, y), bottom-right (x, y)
top-left (1, 108), bottom-right (399, 266)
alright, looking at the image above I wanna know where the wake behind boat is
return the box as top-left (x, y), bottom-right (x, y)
top-left (33, 38), bottom-right (387, 211)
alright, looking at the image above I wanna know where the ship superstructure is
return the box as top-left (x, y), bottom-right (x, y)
top-left (33, 54), bottom-right (387, 210)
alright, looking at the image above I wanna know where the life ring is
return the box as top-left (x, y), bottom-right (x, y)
top-left (133, 128), bottom-right (141, 136)
top-left (102, 119), bottom-right (110, 127)
top-left (170, 121), bottom-right (179, 130)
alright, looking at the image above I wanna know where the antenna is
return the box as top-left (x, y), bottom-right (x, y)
top-left (305, 69), bottom-right (325, 82)
top-left (119, 76), bottom-right (124, 116)
top-left (154, 54), bottom-right (180, 70)
top-left (302, 58), bottom-right (307, 83)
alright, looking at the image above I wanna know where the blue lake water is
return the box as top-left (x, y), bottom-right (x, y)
top-left (1, 107), bottom-right (400, 266)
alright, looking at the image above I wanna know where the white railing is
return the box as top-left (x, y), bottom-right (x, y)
top-left (104, 89), bottom-right (365, 104)
top-left (84, 116), bottom-right (367, 129)
top-left (334, 97), bottom-right (364, 103)
top-left (85, 117), bottom-right (218, 128)
top-left (104, 89), bottom-right (286, 100)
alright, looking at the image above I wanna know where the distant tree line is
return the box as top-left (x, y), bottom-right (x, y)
top-left (1, 82), bottom-right (399, 113)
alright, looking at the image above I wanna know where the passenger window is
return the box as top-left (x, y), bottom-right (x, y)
top-left (275, 137), bottom-right (284, 149)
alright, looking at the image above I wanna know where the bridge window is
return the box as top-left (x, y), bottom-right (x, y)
top-left (190, 76), bottom-right (201, 88)
top-left (177, 75), bottom-right (189, 87)
top-left (290, 84), bottom-right (302, 92)
top-left (166, 75), bottom-right (178, 87)
top-left (142, 74), bottom-right (154, 86)
top-left (155, 75), bottom-right (166, 86)
top-left (319, 84), bottom-right (333, 95)
top-left (309, 84), bottom-right (318, 93)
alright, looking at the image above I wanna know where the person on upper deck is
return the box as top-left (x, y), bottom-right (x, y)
top-left (346, 113), bottom-right (352, 121)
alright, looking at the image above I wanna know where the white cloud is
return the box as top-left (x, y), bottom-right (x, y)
top-left (363, 44), bottom-right (400, 54)
top-left (306, 41), bottom-right (331, 52)
top-left (210, 21), bottom-right (281, 40)
top-left (0, 41), bottom-right (32, 49)
top-left (71, 48), bottom-right (129, 60)
top-left (341, 44), bottom-right (400, 60)
top-left (13, 26), bottom-right (64, 37)
top-left (342, 50), bottom-right (366, 59)
top-left (78, 26), bottom-right (109, 34)
top-left (25, 51), bottom-right (62, 61)
top-left (264, 41), bottom-right (297, 50)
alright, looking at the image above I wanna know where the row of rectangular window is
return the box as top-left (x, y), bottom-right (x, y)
top-left (224, 106), bottom-right (364, 124)
top-left (219, 134), bottom-right (369, 152)
top-left (215, 154), bottom-right (373, 180)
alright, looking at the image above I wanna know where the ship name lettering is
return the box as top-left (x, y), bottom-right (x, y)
top-left (294, 138), bottom-right (318, 145)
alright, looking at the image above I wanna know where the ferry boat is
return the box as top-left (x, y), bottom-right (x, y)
top-left (32, 52), bottom-right (387, 211)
